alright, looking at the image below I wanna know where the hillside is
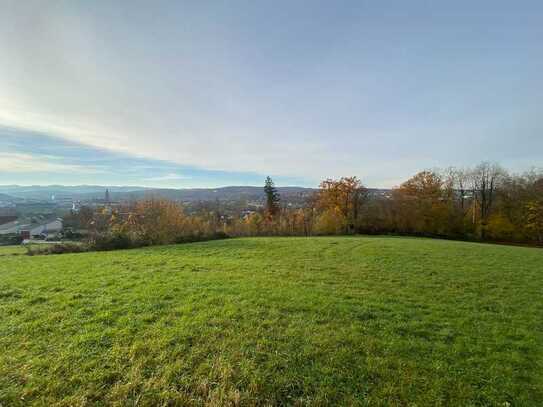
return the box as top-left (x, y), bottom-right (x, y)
top-left (1, 237), bottom-right (542, 405)
top-left (0, 193), bottom-right (16, 201)
top-left (0, 185), bottom-right (317, 202)
top-left (0, 185), bottom-right (393, 207)
top-left (0, 185), bottom-right (149, 201)
top-left (104, 186), bottom-right (317, 203)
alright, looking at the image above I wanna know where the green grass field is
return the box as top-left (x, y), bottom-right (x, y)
top-left (0, 245), bottom-right (26, 256)
top-left (1, 237), bottom-right (542, 406)
top-left (0, 244), bottom-right (60, 256)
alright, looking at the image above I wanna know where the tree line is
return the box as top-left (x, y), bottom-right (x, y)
top-left (233, 162), bottom-right (542, 244)
top-left (59, 162), bottom-right (542, 253)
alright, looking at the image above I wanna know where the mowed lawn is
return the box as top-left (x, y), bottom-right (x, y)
top-left (1, 237), bottom-right (542, 406)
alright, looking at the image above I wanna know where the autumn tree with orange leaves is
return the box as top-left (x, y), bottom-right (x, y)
top-left (315, 176), bottom-right (367, 234)
top-left (392, 171), bottom-right (448, 235)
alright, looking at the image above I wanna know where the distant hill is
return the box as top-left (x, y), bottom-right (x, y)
top-left (120, 186), bottom-right (391, 203)
top-left (0, 185), bottom-right (390, 203)
top-left (0, 193), bottom-right (17, 201)
top-left (0, 185), bottom-right (148, 201)
top-left (0, 185), bottom-right (315, 202)
top-left (106, 186), bottom-right (317, 203)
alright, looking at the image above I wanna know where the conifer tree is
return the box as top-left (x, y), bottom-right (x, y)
top-left (264, 176), bottom-right (281, 218)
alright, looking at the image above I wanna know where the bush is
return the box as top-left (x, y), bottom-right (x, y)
top-left (63, 229), bottom-right (84, 240)
top-left (0, 234), bottom-right (23, 246)
top-left (90, 231), bottom-right (229, 252)
top-left (173, 232), bottom-right (229, 244)
top-left (91, 232), bottom-right (137, 251)
top-left (26, 231), bottom-right (230, 256)
top-left (26, 243), bottom-right (88, 256)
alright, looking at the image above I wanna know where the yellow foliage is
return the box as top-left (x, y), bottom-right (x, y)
top-left (315, 208), bottom-right (346, 235)
top-left (486, 214), bottom-right (516, 240)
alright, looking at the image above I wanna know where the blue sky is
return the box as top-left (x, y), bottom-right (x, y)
top-left (0, 1), bottom-right (542, 187)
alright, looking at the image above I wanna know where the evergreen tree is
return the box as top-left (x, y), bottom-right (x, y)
top-left (264, 176), bottom-right (281, 217)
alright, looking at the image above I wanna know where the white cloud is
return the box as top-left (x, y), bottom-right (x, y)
top-left (0, 152), bottom-right (103, 174)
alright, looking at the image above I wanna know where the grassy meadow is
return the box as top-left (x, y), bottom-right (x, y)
top-left (0, 245), bottom-right (27, 256)
top-left (0, 236), bottom-right (542, 405)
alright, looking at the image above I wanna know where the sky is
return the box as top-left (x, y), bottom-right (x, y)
top-left (0, 0), bottom-right (542, 188)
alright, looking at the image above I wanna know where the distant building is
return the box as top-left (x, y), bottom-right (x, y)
top-left (30, 219), bottom-right (63, 237)
top-left (0, 219), bottom-right (23, 235)
top-left (0, 218), bottom-right (63, 238)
